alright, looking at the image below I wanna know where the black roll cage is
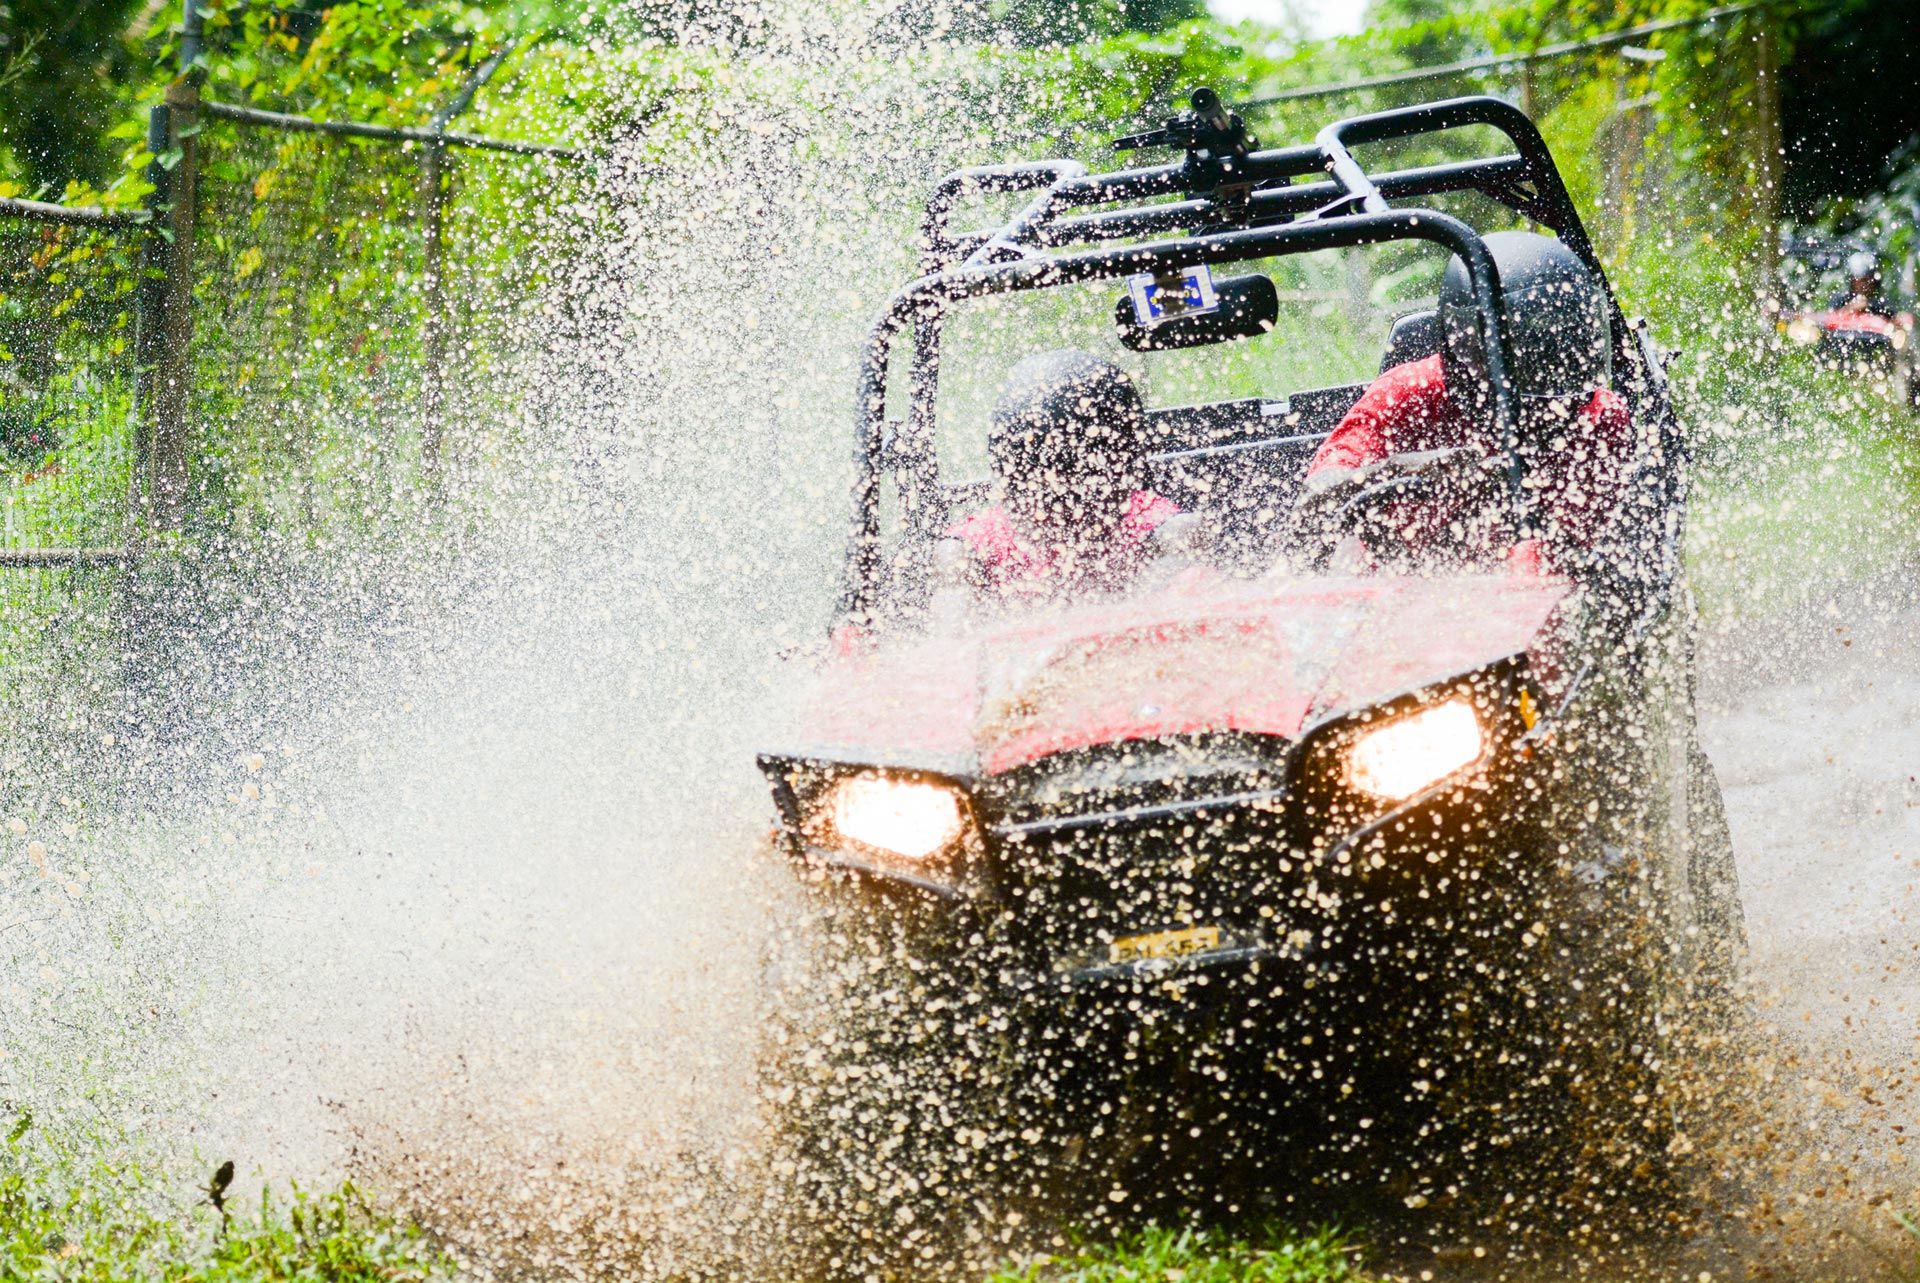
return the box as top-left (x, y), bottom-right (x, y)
top-left (837, 95), bottom-right (1674, 624)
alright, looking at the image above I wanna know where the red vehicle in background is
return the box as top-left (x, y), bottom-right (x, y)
top-left (1774, 242), bottom-right (1919, 408)
top-left (757, 92), bottom-right (1744, 1230)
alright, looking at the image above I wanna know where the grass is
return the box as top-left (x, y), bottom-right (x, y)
top-left (0, 1117), bottom-right (455, 1282)
top-left (985, 1224), bottom-right (1368, 1283)
top-left (1686, 359), bottom-right (1920, 621)
top-left (1898, 1210), bottom-right (1920, 1283)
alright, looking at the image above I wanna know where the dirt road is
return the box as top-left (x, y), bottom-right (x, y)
top-left (1692, 568), bottom-right (1920, 1272)
top-left (1701, 571), bottom-right (1919, 1061)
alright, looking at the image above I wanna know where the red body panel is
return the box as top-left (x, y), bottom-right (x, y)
top-left (794, 570), bottom-right (1575, 776)
top-left (1818, 310), bottom-right (1902, 338)
top-left (1780, 308), bottom-right (1914, 339)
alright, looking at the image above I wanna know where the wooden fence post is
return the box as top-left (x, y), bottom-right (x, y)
top-left (132, 102), bottom-right (169, 536)
top-left (130, 0), bottom-right (207, 533)
top-left (154, 77), bottom-right (199, 526)
top-left (415, 38), bottom-right (521, 509)
top-left (133, 85), bottom-right (199, 535)
top-left (1754, 7), bottom-right (1783, 304)
top-left (418, 139), bottom-right (449, 505)
top-left (132, 82), bottom-right (197, 534)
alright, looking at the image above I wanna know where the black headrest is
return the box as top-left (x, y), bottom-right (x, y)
top-left (1381, 308), bottom-right (1442, 374)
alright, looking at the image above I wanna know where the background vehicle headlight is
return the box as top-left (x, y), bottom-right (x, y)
top-left (828, 776), bottom-right (964, 860)
top-left (1785, 318), bottom-right (1820, 345)
top-left (1347, 699), bottom-right (1484, 801)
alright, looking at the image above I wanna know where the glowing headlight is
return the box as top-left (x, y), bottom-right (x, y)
top-left (828, 775), bottom-right (964, 861)
top-left (1785, 318), bottom-right (1820, 346)
top-left (1347, 699), bottom-right (1484, 801)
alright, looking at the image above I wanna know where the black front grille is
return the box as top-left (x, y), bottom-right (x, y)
top-left (976, 733), bottom-right (1290, 827)
top-left (976, 735), bottom-right (1304, 972)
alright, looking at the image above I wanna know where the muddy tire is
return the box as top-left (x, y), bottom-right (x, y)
top-left (1462, 889), bottom-right (1677, 1226)
top-left (1684, 736), bottom-right (1747, 1001)
top-left (755, 889), bottom-right (1122, 1278)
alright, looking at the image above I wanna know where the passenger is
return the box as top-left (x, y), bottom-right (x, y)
top-left (949, 350), bottom-right (1180, 600)
top-left (1831, 250), bottom-right (1895, 318)
top-left (1294, 231), bottom-right (1631, 570)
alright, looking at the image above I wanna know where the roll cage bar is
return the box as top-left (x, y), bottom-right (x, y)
top-left (837, 93), bottom-right (1673, 624)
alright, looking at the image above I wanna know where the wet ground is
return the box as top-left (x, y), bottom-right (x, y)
top-left (308, 569), bottom-right (1920, 1281)
top-left (17, 536), bottom-right (1917, 1282)
top-left (1690, 566), bottom-right (1920, 1277)
top-left (1702, 570), bottom-right (1919, 1068)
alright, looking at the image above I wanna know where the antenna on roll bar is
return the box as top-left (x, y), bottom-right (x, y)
top-left (1113, 87), bottom-right (1260, 216)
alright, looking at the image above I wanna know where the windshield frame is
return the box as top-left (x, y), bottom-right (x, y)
top-left (834, 96), bottom-right (1668, 629)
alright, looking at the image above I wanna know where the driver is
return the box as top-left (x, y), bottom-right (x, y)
top-left (948, 349), bottom-right (1180, 600)
top-left (1293, 231), bottom-right (1631, 571)
top-left (1831, 250), bottom-right (1895, 317)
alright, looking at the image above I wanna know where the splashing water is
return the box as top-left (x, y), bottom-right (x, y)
top-left (2, 3), bottom-right (1918, 1280)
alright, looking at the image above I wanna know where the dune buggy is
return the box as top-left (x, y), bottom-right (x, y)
top-left (1772, 232), bottom-right (1918, 409)
top-left (757, 91), bottom-right (1744, 1229)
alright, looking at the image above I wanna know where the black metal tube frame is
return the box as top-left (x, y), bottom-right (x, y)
top-left (835, 95), bottom-right (1668, 624)
top-left (840, 211), bottom-right (1519, 619)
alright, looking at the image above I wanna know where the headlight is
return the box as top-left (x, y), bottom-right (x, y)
top-left (1346, 699), bottom-right (1484, 801)
top-left (1785, 318), bottom-right (1820, 345)
top-left (827, 775), bottom-right (965, 860)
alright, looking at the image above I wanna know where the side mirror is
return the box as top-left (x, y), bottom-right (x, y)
top-left (1115, 273), bottom-right (1278, 352)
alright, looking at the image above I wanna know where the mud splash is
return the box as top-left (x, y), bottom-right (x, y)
top-left (1686, 571), bottom-right (1920, 1281)
top-left (1, 6), bottom-right (1917, 1281)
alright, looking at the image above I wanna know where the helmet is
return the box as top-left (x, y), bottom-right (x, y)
top-left (1847, 250), bottom-right (1880, 283)
top-left (988, 350), bottom-right (1146, 530)
top-left (1438, 231), bottom-right (1611, 407)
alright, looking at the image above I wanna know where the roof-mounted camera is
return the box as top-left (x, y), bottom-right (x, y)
top-left (1113, 86), bottom-right (1259, 212)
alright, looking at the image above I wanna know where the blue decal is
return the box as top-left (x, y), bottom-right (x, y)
top-left (1128, 265), bottom-right (1220, 328)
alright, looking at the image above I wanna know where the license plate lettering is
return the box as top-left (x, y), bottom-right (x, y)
top-left (1109, 925), bottom-right (1223, 964)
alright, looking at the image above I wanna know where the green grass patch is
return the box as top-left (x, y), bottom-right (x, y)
top-left (1686, 361), bottom-right (1920, 622)
top-left (986, 1224), bottom-right (1367, 1283)
top-left (0, 1118), bottom-right (455, 1282)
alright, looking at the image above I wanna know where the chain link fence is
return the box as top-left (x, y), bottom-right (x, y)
top-left (189, 102), bottom-right (594, 536)
top-left (0, 206), bottom-right (141, 547)
top-left (0, 94), bottom-right (595, 553)
top-left (0, 199), bottom-right (143, 685)
top-left (0, 78), bottom-right (596, 731)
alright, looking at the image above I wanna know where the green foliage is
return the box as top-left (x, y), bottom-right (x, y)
top-left (0, 220), bottom-right (141, 550)
top-left (1779, 0), bottom-right (1920, 217)
top-left (0, 1115), bottom-right (455, 1281)
top-left (0, 0), bottom-right (597, 199)
top-left (0, 0), bottom-right (147, 193)
top-left (1359, 0), bottom-right (1480, 66)
top-left (184, 0), bottom-right (525, 123)
top-left (986, 1223), bottom-right (1366, 1283)
top-left (1687, 355), bottom-right (1920, 621)
top-left (936, 0), bottom-right (1209, 48)
top-left (1121, 0), bottom-right (1208, 31)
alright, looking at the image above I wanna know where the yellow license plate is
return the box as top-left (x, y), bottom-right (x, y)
top-left (1109, 925), bottom-right (1223, 965)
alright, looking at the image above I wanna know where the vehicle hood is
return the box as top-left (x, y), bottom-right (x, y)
top-left (791, 572), bottom-right (1576, 777)
top-left (1819, 310), bottom-right (1901, 337)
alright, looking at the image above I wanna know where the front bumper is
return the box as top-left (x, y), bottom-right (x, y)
top-left (983, 771), bottom-right (1548, 997)
top-left (764, 663), bottom-right (1572, 1000)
